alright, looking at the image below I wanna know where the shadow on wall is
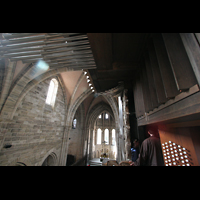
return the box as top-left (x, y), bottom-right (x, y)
top-left (66, 154), bottom-right (76, 166)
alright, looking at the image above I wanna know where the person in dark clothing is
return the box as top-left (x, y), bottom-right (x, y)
top-left (131, 139), bottom-right (140, 162)
top-left (130, 127), bottom-right (164, 166)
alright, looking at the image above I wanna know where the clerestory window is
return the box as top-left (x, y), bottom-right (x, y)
top-left (97, 128), bottom-right (101, 144)
top-left (104, 128), bottom-right (109, 144)
top-left (112, 129), bottom-right (116, 145)
top-left (46, 78), bottom-right (58, 107)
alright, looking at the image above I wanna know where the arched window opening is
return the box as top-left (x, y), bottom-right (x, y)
top-left (98, 114), bottom-right (102, 119)
top-left (97, 128), bottom-right (101, 144)
top-left (72, 118), bottom-right (77, 129)
top-left (42, 154), bottom-right (56, 166)
top-left (105, 113), bottom-right (109, 119)
top-left (112, 129), bottom-right (115, 145)
top-left (46, 78), bottom-right (58, 107)
top-left (104, 128), bottom-right (109, 144)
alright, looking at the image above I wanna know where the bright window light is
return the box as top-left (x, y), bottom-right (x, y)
top-left (104, 129), bottom-right (109, 144)
top-left (97, 128), bottom-right (101, 144)
top-left (46, 78), bottom-right (58, 107)
top-left (112, 129), bottom-right (115, 145)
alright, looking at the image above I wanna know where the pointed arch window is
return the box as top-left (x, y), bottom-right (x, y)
top-left (46, 78), bottom-right (58, 107)
top-left (104, 128), bottom-right (109, 144)
top-left (97, 128), bottom-right (101, 144)
top-left (112, 129), bottom-right (116, 145)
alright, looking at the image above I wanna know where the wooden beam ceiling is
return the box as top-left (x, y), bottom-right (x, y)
top-left (0, 33), bottom-right (96, 71)
top-left (87, 33), bottom-right (150, 92)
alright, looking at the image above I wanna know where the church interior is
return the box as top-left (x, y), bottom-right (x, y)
top-left (1, 33), bottom-right (200, 166)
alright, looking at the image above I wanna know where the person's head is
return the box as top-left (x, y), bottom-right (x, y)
top-left (133, 139), bottom-right (140, 148)
top-left (147, 125), bottom-right (159, 137)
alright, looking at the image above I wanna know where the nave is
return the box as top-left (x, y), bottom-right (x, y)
top-left (1, 33), bottom-right (200, 166)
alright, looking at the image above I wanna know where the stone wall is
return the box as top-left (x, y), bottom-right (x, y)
top-left (0, 59), bottom-right (5, 98)
top-left (0, 76), bottom-right (66, 166)
top-left (67, 103), bottom-right (85, 162)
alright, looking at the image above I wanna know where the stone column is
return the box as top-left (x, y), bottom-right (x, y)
top-left (59, 125), bottom-right (72, 166)
top-left (85, 128), bottom-right (89, 163)
top-left (109, 129), bottom-right (112, 145)
top-left (89, 128), bottom-right (94, 160)
top-left (94, 128), bottom-right (97, 145)
top-left (101, 128), bottom-right (104, 145)
top-left (115, 127), bottom-right (121, 163)
top-left (123, 90), bottom-right (131, 160)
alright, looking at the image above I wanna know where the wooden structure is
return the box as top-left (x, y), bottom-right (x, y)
top-left (0, 33), bottom-right (96, 71)
top-left (87, 33), bottom-right (200, 165)
top-left (158, 125), bottom-right (200, 166)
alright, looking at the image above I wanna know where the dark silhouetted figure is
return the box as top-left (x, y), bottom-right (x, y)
top-left (130, 127), bottom-right (164, 166)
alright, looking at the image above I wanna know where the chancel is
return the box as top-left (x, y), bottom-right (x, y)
top-left (1, 33), bottom-right (200, 166)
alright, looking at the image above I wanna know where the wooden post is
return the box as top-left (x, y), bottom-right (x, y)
top-left (133, 71), bottom-right (145, 118)
top-left (162, 33), bottom-right (197, 91)
top-left (147, 39), bottom-right (168, 104)
top-left (180, 33), bottom-right (200, 87)
top-left (140, 62), bottom-right (153, 112)
top-left (144, 52), bottom-right (159, 108)
top-left (153, 33), bottom-right (179, 99)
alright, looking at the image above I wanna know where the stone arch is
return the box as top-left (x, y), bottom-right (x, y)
top-left (84, 92), bottom-right (121, 161)
top-left (86, 102), bottom-right (114, 130)
top-left (58, 88), bottom-right (92, 166)
top-left (7, 157), bottom-right (32, 166)
top-left (0, 63), bottom-right (71, 119)
top-left (16, 162), bottom-right (26, 166)
top-left (39, 149), bottom-right (58, 166)
top-left (102, 94), bottom-right (119, 127)
top-left (66, 88), bottom-right (92, 127)
top-left (0, 60), bottom-right (17, 112)
top-left (9, 74), bottom-right (67, 120)
top-left (42, 153), bottom-right (57, 166)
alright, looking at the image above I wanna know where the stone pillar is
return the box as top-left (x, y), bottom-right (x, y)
top-left (101, 128), bottom-right (104, 145)
top-left (93, 128), bottom-right (96, 146)
top-left (89, 128), bottom-right (94, 160)
top-left (85, 128), bottom-right (89, 163)
top-left (115, 127), bottom-right (121, 163)
top-left (123, 89), bottom-right (131, 160)
top-left (59, 125), bottom-right (72, 166)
